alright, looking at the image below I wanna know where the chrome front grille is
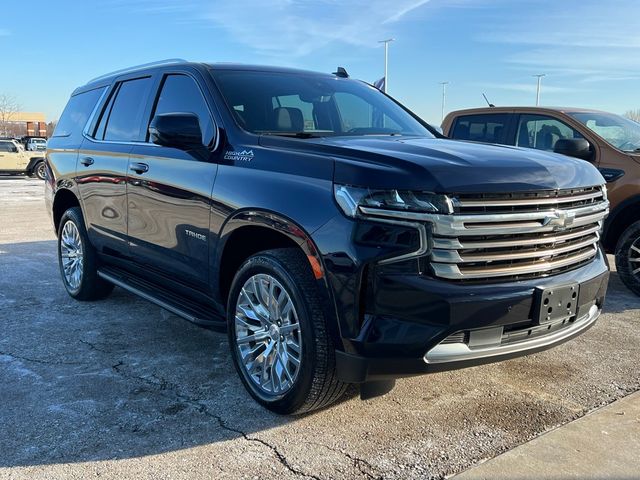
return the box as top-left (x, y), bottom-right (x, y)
top-left (430, 186), bottom-right (609, 281)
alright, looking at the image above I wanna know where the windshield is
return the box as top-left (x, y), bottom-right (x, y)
top-left (211, 70), bottom-right (433, 138)
top-left (568, 111), bottom-right (640, 153)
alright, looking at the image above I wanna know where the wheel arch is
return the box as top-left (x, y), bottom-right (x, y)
top-left (603, 194), bottom-right (640, 252)
top-left (214, 209), bottom-right (326, 304)
top-left (52, 188), bottom-right (81, 234)
top-left (26, 156), bottom-right (44, 173)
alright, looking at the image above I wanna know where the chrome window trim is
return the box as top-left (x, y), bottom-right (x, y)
top-left (81, 70), bottom-right (220, 152)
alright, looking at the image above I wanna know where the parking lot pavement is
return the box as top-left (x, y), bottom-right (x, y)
top-left (453, 390), bottom-right (640, 479)
top-left (0, 177), bottom-right (639, 480)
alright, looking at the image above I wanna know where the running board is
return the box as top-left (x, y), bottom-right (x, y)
top-left (98, 267), bottom-right (226, 329)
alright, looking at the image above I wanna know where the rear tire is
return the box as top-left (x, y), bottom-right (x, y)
top-left (227, 248), bottom-right (348, 414)
top-left (34, 161), bottom-right (46, 180)
top-left (57, 207), bottom-right (114, 300)
top-left (615, 220), bottom-right (640, 296)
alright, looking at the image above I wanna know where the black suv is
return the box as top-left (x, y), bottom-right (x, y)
top-left (46, 60), bottom-right (610, 414)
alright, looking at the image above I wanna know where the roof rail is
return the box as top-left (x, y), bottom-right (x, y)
top-left (87, 58), bottom-right (188, 84)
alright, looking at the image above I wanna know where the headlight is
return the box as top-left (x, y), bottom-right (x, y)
top-left (334, 184), bottom-right (453, 218)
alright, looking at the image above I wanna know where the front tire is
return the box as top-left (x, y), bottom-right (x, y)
top-left (57, 207), bottom-right (114, 300)
top-left (227, 248), bottom-right (348, 414)
top-left (615, 220), bottom-right (640, 296)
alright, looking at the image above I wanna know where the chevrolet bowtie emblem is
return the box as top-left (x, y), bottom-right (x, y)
top-left (543, 210), bottom-right (576, 231)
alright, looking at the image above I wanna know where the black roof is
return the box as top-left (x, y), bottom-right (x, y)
top-left (75, 60), bottom-right (337, 95)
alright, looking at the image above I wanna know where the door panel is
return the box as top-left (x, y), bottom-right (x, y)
top-left (127, 144), bottom-right (217, 289)
top-left (76, 139), bottom-right (132, 254)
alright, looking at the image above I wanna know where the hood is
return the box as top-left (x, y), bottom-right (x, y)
top-left (262, 136), bottom-right (605, 193)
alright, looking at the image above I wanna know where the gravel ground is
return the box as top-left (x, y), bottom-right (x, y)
top-left (0, 177), bottom-right (639, 480)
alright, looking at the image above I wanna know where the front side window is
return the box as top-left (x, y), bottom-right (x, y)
top-left (568, 112), bottom-right (640, 153)
top-left (150, 74), bottom-right (214, 145)
top-left (102, 77), bottom-right (153, 142)
top-left (450, 114), bottom-right (510, 144)
top-left (211, 70), bottom-right (433, 138)
top-left (516, 114), bottom-right (583, 151)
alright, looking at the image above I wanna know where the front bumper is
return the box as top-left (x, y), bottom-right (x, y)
top-left (334, 251), bottom-right (609, 383)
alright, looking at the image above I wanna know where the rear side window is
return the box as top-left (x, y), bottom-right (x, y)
top-left (101, 77), bottom-right (153, 142)
top-left (150, 74), bottom-right (214, 145)
top-left (53, 87), bottom-right (105, 140)
top-left (450, 114), bottom-right (511, 144)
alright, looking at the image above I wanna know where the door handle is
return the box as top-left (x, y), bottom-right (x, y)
top-left (129, 162), bottom-right (149, 174)
top-left (80, 157), bottom-right (94, 166)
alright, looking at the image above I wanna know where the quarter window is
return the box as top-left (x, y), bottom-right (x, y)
top-left (516, 114), bottom-right (583, 151)
top-left (150, 74), bottom-right (214, 145)
top-left (53, 87), bottom-right (106, 140)
top-left (450, 114), bottom-right (510, 144)
top-left (101, 77), bottom-right (153, 142)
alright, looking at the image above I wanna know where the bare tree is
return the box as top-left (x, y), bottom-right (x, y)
top-left (624, 109), bottom-right (640, 122)
top-left (46, 121), bottom-right (57, 137)
top-left (0, 94), bottom-right (20, 136)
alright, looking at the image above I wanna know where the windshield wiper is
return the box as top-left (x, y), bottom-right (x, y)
top-left (260, 131), bottom-right (323, 139)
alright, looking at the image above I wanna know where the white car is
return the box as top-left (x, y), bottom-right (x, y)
top-left (26, 138), bottom-right (47, 152)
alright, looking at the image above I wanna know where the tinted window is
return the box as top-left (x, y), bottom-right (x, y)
top-left (212, 70), bottom-right (433, 137)
top-left (94, 87), bottom-right (118, 140)
top-left (53, 87), bottom-right (105, 140)
top-left (103, 77), bottom-right (153, 142)
top-left (450, 114), bottom-right (510, 144)
top-left (150, 74), bottom-right (214, 145)
top-left (516, 114), bottom-right (583, 151)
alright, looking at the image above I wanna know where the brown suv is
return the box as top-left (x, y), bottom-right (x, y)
top-left (442, 107), bottom-right (640, 295)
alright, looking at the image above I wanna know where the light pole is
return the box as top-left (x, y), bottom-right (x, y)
top-left (440, 81), bottom-right (449, 122)
top-left (378, 38), bottom-right (394, 93)
top-left (533, 74), bottom-right (546, 106)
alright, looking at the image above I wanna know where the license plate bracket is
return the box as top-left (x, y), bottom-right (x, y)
top-left (533, 283), bottom-right (580, 325)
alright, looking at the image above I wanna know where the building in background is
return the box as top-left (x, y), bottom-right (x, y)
top-left (0, 112), bottom-right (47, 138)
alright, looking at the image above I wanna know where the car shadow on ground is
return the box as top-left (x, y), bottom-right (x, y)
top-left (0, 240), bottom-right (329, 468)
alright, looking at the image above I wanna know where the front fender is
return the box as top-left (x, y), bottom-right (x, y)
top-left (213, 208), bottom-right (347, 351)
top-left (214, 208), bottom-right (325, 279)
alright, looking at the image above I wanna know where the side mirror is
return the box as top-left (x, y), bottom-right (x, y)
top-left (554, 138), bottom-right (592, 161)
top-left (149, 113), bottom-right (203, 150)
top-left (11, 146), bottom-right (18, 153)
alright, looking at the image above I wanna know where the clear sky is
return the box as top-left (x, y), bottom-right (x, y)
top-left (1, 0), bottom-right (638, 124)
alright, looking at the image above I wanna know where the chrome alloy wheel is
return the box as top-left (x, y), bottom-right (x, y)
top-left (60, 221), bottom-right (84, 290)
top-left (234, 274), bottom-right (302, 396)
top-left (630, 237), bottom-right (640, 278)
